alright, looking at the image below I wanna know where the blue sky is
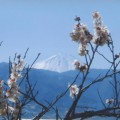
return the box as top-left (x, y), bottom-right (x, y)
top-left (0, 0), bottom-right (120, 68)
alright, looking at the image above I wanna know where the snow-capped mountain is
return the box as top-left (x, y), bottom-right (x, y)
top-left (33, 54), bottom-right (78, 72)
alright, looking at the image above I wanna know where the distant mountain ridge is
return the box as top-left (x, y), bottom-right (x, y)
top-left (33, 54), bottom-right (78, 72)
top-left (0, 62), bottom-right (118, 119)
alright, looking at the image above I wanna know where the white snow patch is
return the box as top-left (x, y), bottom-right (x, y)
top-left (33, 54), bottom-right (78, 72)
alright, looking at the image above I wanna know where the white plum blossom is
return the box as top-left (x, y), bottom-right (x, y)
top-left (70, 23), bottom-right (92, 44)
top-left (68, 84), bottom-right (79, 98)
top-left (92, 11), bottom-right (102, 26)
top-left (11, 62), bottom-right (17, 73)
top-left (70, 16), bottom-right (93, 56)
top-left (73, 59), bottom-right (80, 70)
top-left (16, 58), bottom-right (24, 71)
top-left (73, 60), bottom-right (88, 72)
top-left (0, 80), bottom-right (4, 100)
top-left (6, 87), bottom-right (20, 103)
top-left (10, 72), bottom-right (22, 80)
top-left (0, 54), bottom-right (24, 116)
top-left (78, 44), bottom-right (88, 56)
top-left (7, 79), bottom-right (16, 87)
top-left (10, 73), bottom-right (17, 80)
top-left (93, 11), bottom-right (110, 46)
top-left (80, 64), bottom-right (88, 72)
top-left (0, 80), bottom-right (4, 87)
top-left (105, 99), bottom-right (114, 104)
top-left (70, 11), bottom-right (110, 55)
top-left (6, 55), bottom-right (24, 103)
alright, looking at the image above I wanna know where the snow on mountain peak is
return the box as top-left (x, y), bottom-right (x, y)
top-left (33, 54), bottom-right (78, 72)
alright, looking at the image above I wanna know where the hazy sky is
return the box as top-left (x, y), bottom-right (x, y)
top-left (0, 0), bottom-right (120, 68)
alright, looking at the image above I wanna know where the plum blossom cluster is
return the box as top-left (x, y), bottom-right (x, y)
top-left (73, 60), bottom-right (88, 72)
top-left (93, 11), bottom-right (110, 46)
top-left (70, 12), bottom-right (110, 56)
top-left (68, 84), bottom-right (79, 99)
top-left (105, 98), bottom-right (114, 104)
top-left (70, 16), bottom-right (93, 56)
top-left (0, 81), bottom-right (15, 116)
top-left (6, 55), bottom-right (24, 103)
top-left (0, 80), bottom-right (7, 115)
top-left (0, 55), bottom-right (24, 118)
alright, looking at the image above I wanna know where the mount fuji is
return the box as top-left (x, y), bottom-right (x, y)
top-left (33, 54), bottom-right (78, 72)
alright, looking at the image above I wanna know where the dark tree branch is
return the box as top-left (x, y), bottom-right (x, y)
top-left (73, 107), bottom-right (120, 119)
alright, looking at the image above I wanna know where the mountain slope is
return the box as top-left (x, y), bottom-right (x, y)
top-left (0, 62), bottom-right (118, 119)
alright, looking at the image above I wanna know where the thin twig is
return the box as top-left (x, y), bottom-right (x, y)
top-left (96, 50), bottom-right (112, 63)
top-left (0, 41), bottom-right (3, 46)
top-left (23, 48), bottom-right (29, 59)
top-left (19, 53), bottom-right (40, 86)
top-left (97, 90), bottom-right (106, 108)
